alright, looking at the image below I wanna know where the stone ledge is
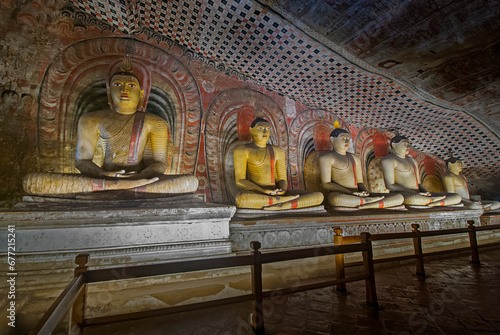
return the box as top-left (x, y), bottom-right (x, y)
top-left (0, 203), bottom-right (236, 275)
top-left (230, 208), bottom-right (483, 251)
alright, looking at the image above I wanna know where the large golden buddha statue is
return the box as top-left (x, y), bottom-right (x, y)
top-left (319, 128), bottom-right (404, 209)
top-left (381, 134), bottom-right (461, 207)
top-left (443, 155), bottom-right (499, 211)
top-left (233, 118), bottom-right (324, 210)
top-left (23, 56), bottom-right (198, 196)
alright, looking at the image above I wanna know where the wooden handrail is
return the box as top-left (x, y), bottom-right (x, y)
top-left (368, 223), bottom-right (500, 241)
top-left (261, 243), bottom-right (366, 263)
top-left (86, 254), bottom-right (253, 283)
top-left (476, 224), bottom-right (500, 231)
top-left (30, 274), bottom-right (85, 335)
top-left (334, 220), bottom-right (500, 281)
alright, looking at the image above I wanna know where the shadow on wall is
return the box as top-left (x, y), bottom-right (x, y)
top-left (0, 89), bottom-right (37, 203)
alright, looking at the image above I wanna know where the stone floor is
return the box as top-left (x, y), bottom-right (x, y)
top-left (84, 247), bottom-right (500, 335)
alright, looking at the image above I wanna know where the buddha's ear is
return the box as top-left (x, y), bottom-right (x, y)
top-left (139, 89), bottom-right (145, 111)
top-left (249, 125), bottom-right (256, 141)
top-left (107, 86), bottom-right (113, 107)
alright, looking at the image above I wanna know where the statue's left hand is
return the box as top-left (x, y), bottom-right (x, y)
top-left (268, 188), bottom-right (286, 196)
top-left (100, 170), bottom-right (126, 178)
top-left (419, 192), bottom-right (431, 197)
top-left (115, 171), bottom-right (137, 178)
top-left (353, 191), bottom-right (369, 197)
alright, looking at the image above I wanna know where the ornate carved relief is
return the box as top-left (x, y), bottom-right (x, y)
top-left (355, 128), bottom-right (394, 192)
top-left (205, 88), bottom-right (287, 204)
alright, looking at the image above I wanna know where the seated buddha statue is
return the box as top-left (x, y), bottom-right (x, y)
top-left (381, 134), bottom-right (461, 207)
top-left (319, 128), bottom-right (404, 209)
top-left (23, 56), bottom-right (198, 196)
top-left (443, 155), bottom-right (499, 211)
top-left (233, 118), bottom-right (324, 210)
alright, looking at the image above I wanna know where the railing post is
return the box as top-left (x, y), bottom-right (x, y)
top-left (411, 224), bottom-right (425, 277)
top-left (468, 220), bottom-right (481, 265)
top-left (361, 232), bottom-right (379, 309)
top-left (333, 227), bottom-right (347, 294)
top-left (70, 253), bottom-right (89, 335)
top-left (250, 241), bottom-right (265, 334)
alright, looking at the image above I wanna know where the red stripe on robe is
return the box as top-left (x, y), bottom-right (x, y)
top-left (268, 145), bottom-right (275, 184)
top-left (128, 112), bottom-right (146, 165)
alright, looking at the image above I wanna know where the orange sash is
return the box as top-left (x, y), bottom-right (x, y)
top-left (407, 158), bottom-right (419, 189)
top-left (128, 112), bottom-right (146, 165)
top-left (347, 154), bottom-right (357, 186)
top-left (268, 144), bottom-right (275, 184)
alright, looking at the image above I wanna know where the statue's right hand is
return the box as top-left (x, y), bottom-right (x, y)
top-left (419, 192), bottom-right (431, 197)
top-left (264, 189), bottom-right (283, 196)
top-left (102, 170), bottom-right (126, 178)
top-left (115, 171), bottom-right (138, 178)
top-left (353, 191), bottom-right (369, 197)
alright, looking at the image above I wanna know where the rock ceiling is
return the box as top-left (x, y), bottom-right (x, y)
top-left (69, 0), bottom-right (500, 177)
top-left (267, 0), bottom-right (500, 134)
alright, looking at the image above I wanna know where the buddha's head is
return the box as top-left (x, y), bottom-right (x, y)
top-left (445, 156), bottom-right (463, 174)
top-left (390, 134), bottom-right (410, 157)
top-left (249, 117), bottom-right (271, 147)
top-left (108, 56), bottom-right (144, 115)
top-left (330, 128), bottom-right (350, 153)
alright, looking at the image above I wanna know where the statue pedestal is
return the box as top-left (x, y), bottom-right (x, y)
top-left (233, 205), bottom-right (326, 219)
top-left (480, 210), bottom-right (500, 226)
top-left (230, 208), bottom-right (484, 252)
top-left (1, 195), bottom-right (235, 281)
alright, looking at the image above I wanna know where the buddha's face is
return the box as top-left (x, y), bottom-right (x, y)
top-left (448, 160), bottom-right (463, 173)
top-left (392, 139), bottom-right (410, 157)
top-left (109, 75), bottom-right (144, 114)
top-left (250, 121), bottom-right (271, 146)
top-left (331, 133), bottom-right (350, 153)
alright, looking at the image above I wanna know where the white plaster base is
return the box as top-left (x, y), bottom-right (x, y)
top-left (0, 204), bottom-right (236, 275)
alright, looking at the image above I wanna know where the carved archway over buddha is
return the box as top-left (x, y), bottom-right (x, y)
top-left (416, 153), bottom-right (445, 193)
top-left (355, 128), bottom-right (394, 192)
top-left (37, 37), bottom-right (201, 175)
top-left (205, 88), bottom-right (287, 204)
top-left (289, 109), bottom-right (346, 190)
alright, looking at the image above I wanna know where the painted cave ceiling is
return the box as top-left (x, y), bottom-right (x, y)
top-left (68, 0), bottom-right (500, 174)
top-left (269, 0), bottom-right (500, 133)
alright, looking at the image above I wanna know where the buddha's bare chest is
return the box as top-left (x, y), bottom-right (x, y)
top-left (454, 176), bottom-right (467, 188)
top-left (331, 154), bottom-right (350, 170)
top-left (394, 158), bottom-right (413, 173)
top-left (247, 148), bottom-right (271, 166)
top-left (98, 116), bottom-right (135, 139)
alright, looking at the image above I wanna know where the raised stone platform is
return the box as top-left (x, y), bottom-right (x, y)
top-left (480, 210), bottom-right (500, 226)
top-left (230, 207), bottom-right (484, 251)
top-left (233, 205), bottom-right (326, 219)
top-left (1, 195), bottom-right (236, 273)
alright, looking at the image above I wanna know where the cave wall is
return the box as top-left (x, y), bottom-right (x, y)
top-left (0, 0), bottom-right (498, 205)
